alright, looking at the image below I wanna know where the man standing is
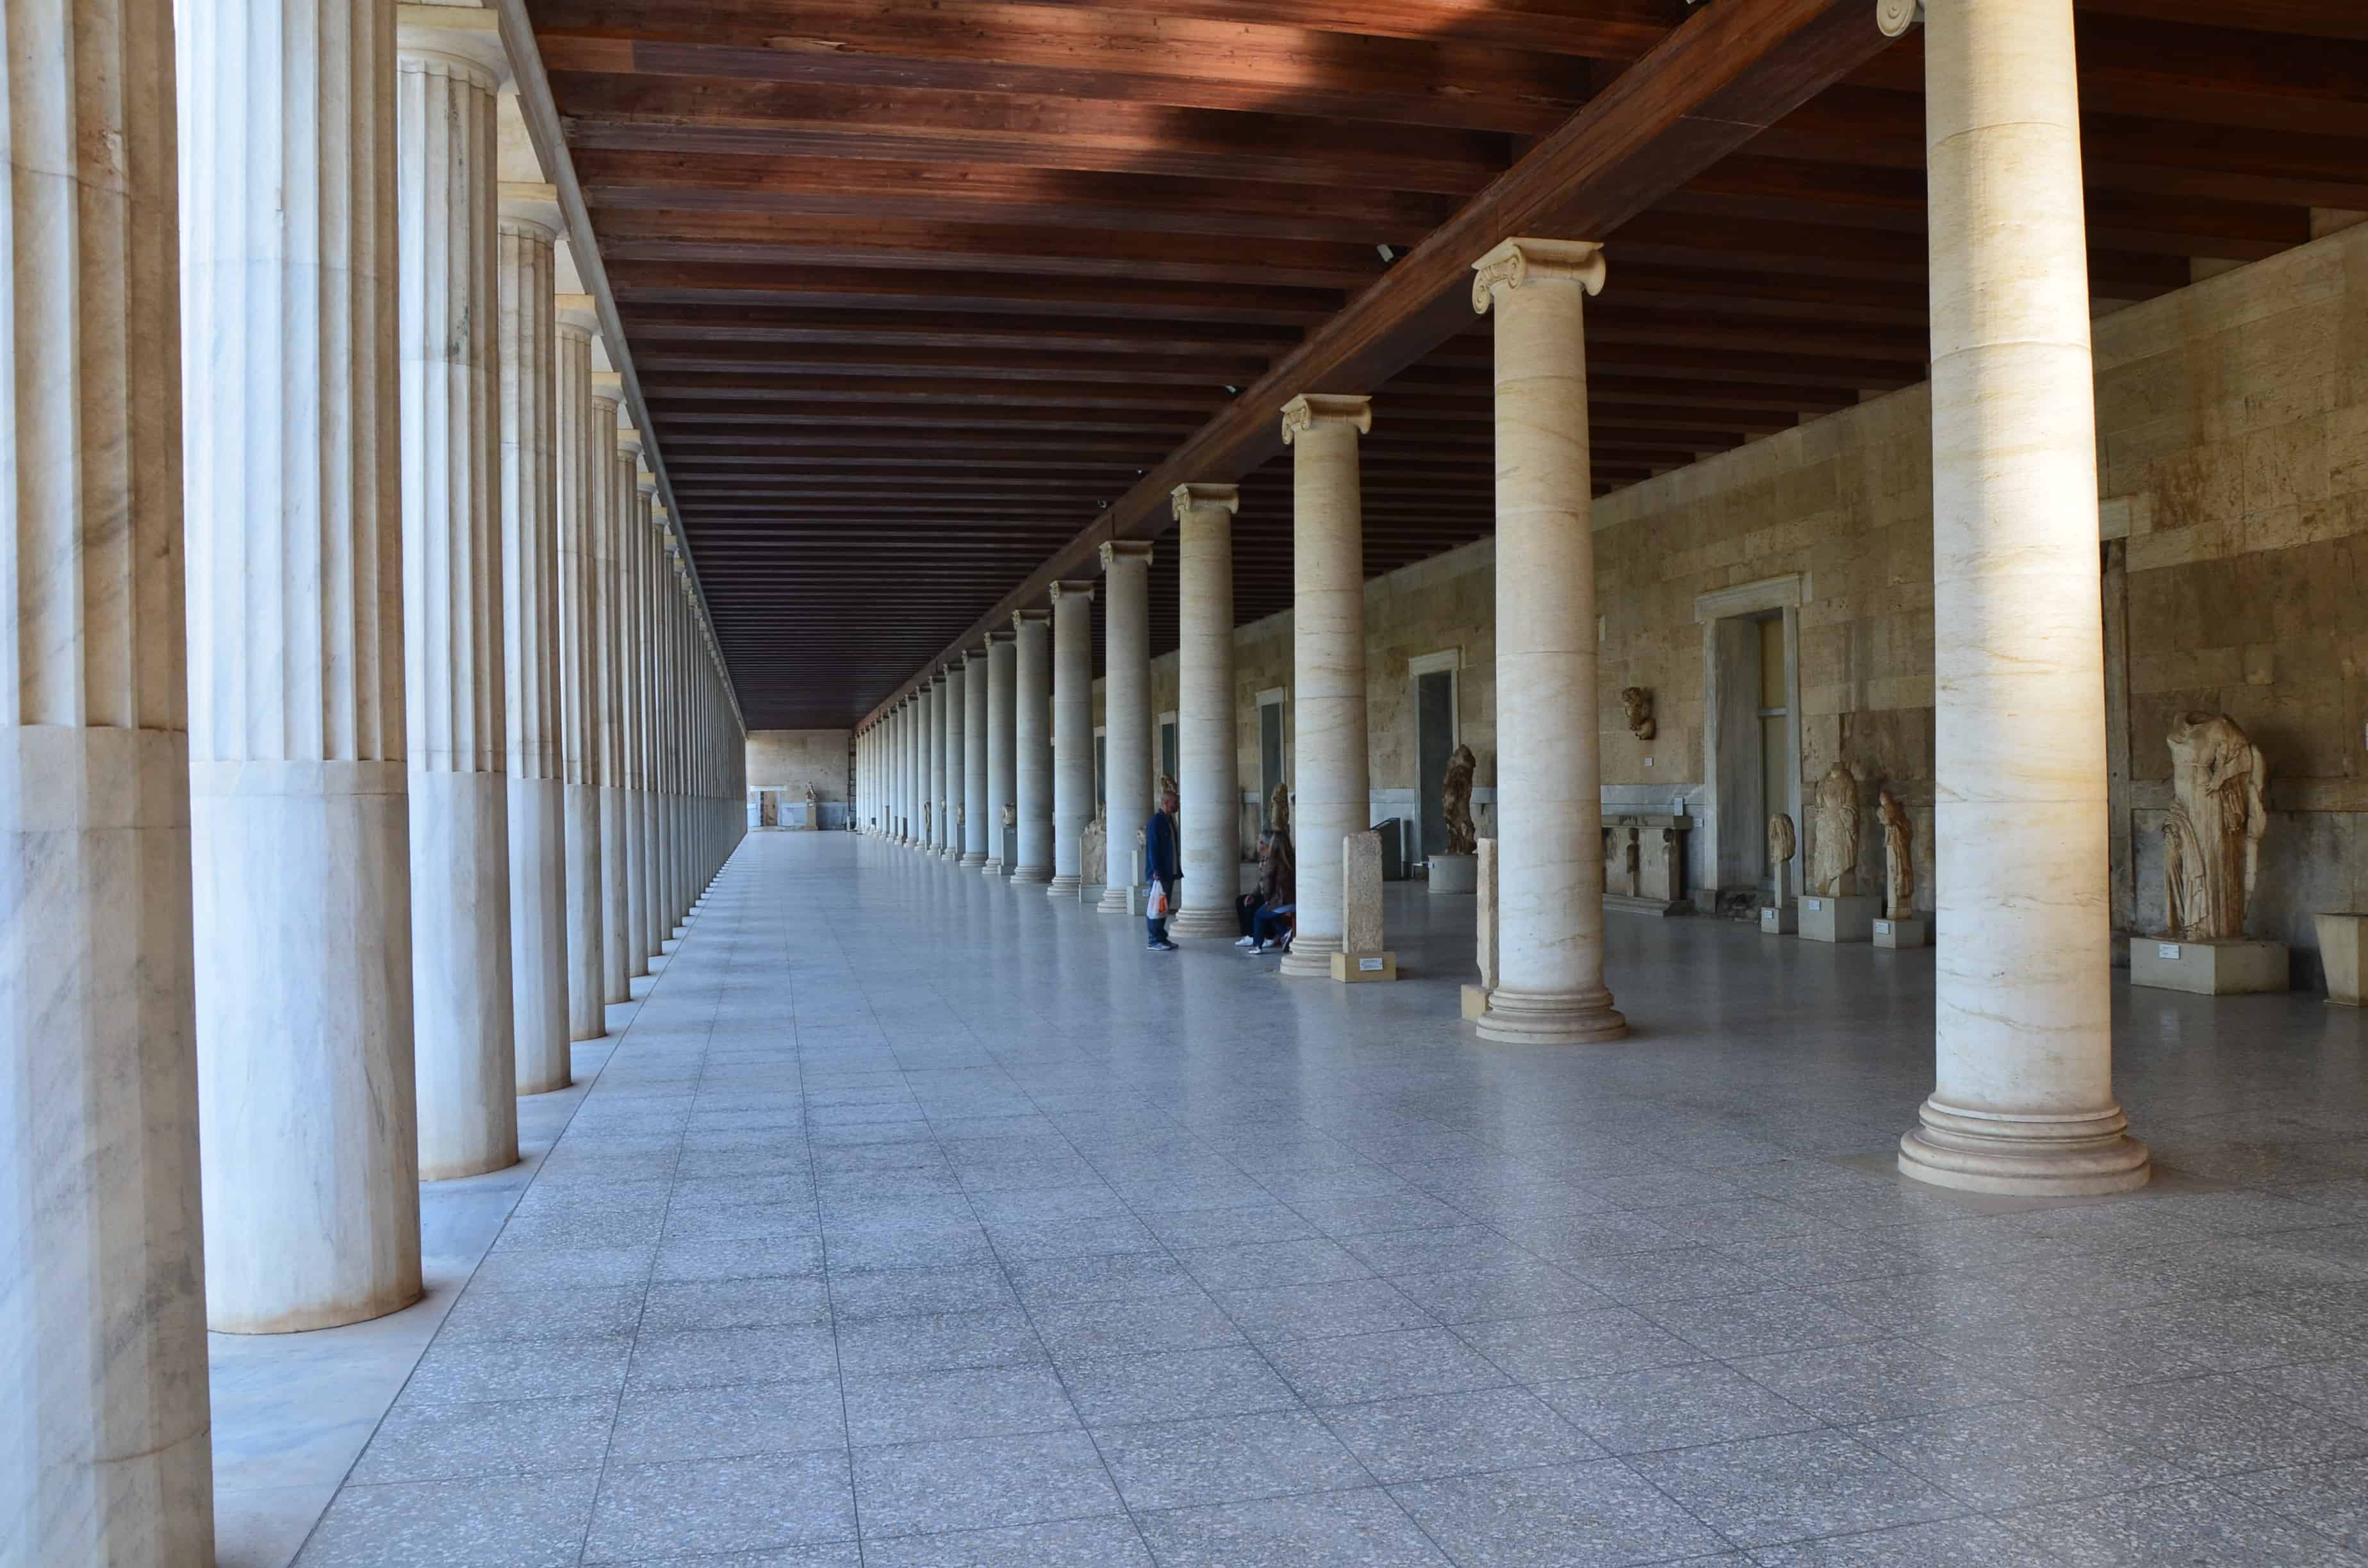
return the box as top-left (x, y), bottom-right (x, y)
top-left (1145, 783), bottom-right (1181, 951)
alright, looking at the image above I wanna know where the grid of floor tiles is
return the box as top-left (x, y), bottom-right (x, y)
top-left (295, 831), bottom-right (2368, 1567)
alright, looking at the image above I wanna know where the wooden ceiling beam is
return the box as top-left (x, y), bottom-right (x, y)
top-left (607, 261), bottom-right (1341, 325)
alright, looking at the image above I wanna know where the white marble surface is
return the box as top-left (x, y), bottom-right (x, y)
top-left (183, 0), bottom-right (425, 1334)
top-left (944, 662), bottom-right (967, 861)
top-left (983, 633), bottom-right (1016, 874)
top-left (1472, 239), bottom-right (1625, 1044)
top-left (1012, 610), bottom-right (1054, 883)
top-left (962, 648), bottom-right (990, 865)
top-left (1172, 486), bottom-right (1240, 938)
top-left (1048, 582), bottom-right (1095, 895)
top-left (1278, 396), bottom-right (1373, 978)
top-left (1098, 543), bottom-right (1154, 915)
top-left (588, 381), bottom-right (632, 1004)
top-left (554, 306), bottom-right (607, 1041)
top-left (1902, 0), bottom-right (2148, 1196)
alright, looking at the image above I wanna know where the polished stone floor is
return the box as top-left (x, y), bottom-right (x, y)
top-left (236, 829), bottom-right (2368, 1566)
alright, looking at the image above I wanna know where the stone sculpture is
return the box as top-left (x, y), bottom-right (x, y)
top-left (1620, 686), bottom-right (1656, 741)
top-left (1768, 812), bottom-right (1796, 904)
top-left (1000, 801), bottom-right (1014, 829)
top-left (2163, 712), bottom-right (2268, 941)
top-left (1879, 788), bottom-right (1914, 920)
top-left (1441, 743), bottom-right (1477, 854)
top-left (1080, 805), bottom-right (1107, 885)
top-left (804, 781), bottom-right (817, 805)
top-left (921, 801), bottom-right (931, 838)
top-left (1269, 781), bottom-right (1291, 832)
top-left (1810, 762), bottom-right (1860, 897)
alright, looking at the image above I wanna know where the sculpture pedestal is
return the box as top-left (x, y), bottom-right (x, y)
top-left (1460, 984), bottom-right (1491, 1020)
top-left (1759, 903), bottom-right (1796, 935)
top-left (1428, 853), bottom-right (1477, 893)
top-left (1873, 917), bottom-right (1927, 949)
top-left (2316, 914), bottom-right (2368, 1006)
top-left (1331, 951), bottom-right (1398, 983)
top-left (2131, 938), bottom-right (2288, 995)
top-left (1602, 813), bottom-right (1691, 915)
top-left (1800, 894), bottom-right (1877, 944)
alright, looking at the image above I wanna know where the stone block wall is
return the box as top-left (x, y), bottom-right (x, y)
top-left (745, 728), bottom-right (850, 821)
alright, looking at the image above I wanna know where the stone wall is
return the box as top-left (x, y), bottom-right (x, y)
top-left (745, 728), bottom-right (850, 819)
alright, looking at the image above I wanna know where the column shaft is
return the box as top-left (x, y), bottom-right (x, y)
top-left (1900, 0), bottom-right (2148, 1195)
top-left (984, 633), bottom-right (1015, 873)
top-left (1171, 489), bottom-right (1240, 938)
top-left (1048, 582), bottom-right (1094, 896)
top-left (184, 0), bottom-right (424, 1330)
top-left (1099, 544), bottom-right (1155, 916)
top-left (1012, 610), bottom-right (1054, 883)
top-left (5, 0), bottom-right (213, 1546)
top-left (589, 382), bottom-right (630, 1002)
top-left (1278, 396), bottom-right (1372, 979)
top-left (962, 649), bottom-right (989, 865)
top-left (1473, 240), bottom-right (1626, 1045)
top-left (616, 445), bottom-right (648, 977)
top-left (555, 307), bottom-right (605, 1039)
top-left (498, 213), bottom-right (569, 1092)
top-left (635, 478), bottom-right (662, 958)
top-left (944, 663), bottom-right (967, 859)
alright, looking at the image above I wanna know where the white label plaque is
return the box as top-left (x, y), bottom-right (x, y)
top-left (1359, 958), bottom-right (1383, 972)
top-left (1805, 899), bottom-right (1823, 911)
top-left (2157, 943), bottom-right (2180, 960)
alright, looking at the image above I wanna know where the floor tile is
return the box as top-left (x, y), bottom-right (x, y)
top-left (349, 1395), bottom-right (613, 1484)
top-left (293, 1471), bottom-right (599, 1567)
top-left (627, 1325), bottom-right (841, 1392)
top-left (1135, 1488), bottom-right (1452, 1567)
top-left (1631, 1430), bottom-right (1965, 1548)
top-left (1731, 1339), bottom-right (2018, 1425)
top-left (1097, 1409), bottom-right (1369, 1509)
top-left (1320, 1385), bottom-right (1605, 1483)
top-left (1032, 1293), bottom-right (1247, 1363)
top-left (1390, 1458), bottom-right (1729, 1567)
top-left (834, 1307), bottom-right (1047, 1375)
top-left (1535, 1363), bottom-right (1823, 1455)
top-left (850, 1430), bottom-right (1121, 1538)
top-left (1263, 1328), bottom-right (1512, 1407)
top-left (859, 1516), bottom-right (1153, 1567)
top-left (1063, 1345), bottom-right (1300, 1425)
top-left (1996, 1481), bottom-right (2363, 1566)
top-left (1456, 1307), bottom-right (1707, 1384)
top-left (1850, 1400), bottom-right (2189, 1510)
top-left (841, 1364), bottom-right (1078, 1446)
top-left (1743, 1516), bottom-right (2037, 1566)
top-left (583, 1451), bottom-right (857, 1562)
top-left (2051, 1373), bottom-right (2368, 1474)
top-left (607, 1376), bottom-right (850, 1464)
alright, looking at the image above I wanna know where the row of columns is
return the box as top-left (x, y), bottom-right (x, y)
top-left (6, 0), bottom-right (750, 1558)
top-left (851, 0), bottom-right (2144, 1202)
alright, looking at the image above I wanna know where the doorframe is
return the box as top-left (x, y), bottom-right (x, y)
top-left (1408, 648), bottom-right (1463, 863)
top-left (1693, 575), bottom-right (1807, 904)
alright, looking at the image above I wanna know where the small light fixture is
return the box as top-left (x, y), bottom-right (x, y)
top-left (1222, 384), bottom-right (1241, 396)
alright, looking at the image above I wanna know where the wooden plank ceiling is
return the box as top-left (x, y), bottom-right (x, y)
top-left (523, 0), bottom-right (2368, 730)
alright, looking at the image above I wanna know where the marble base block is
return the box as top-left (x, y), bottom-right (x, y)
top-left (1428, 853), bottom-right (1477, 893)
top-left (1331, 951), bottom-right (1398, 983)
top-left (1799, 894), bottom-right (1877, 944)
top-left (1460, 984), bottom-right (1492, 1020)
top-left (1760, 903), bottom-right (1797, 935)
top-left (2130, 937), bottom-right (2289, 995)
top-left (2314, 914), bottom-right (2367, 1006)
top-left (1873, 917), bottom-right (1927, 949)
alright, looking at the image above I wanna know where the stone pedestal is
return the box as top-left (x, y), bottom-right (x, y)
top-left (1760, 903), bottom-right (1797, 935)
top-left (2315, 914), bottom-right (2368, 1006)
top-left (1333, 829), bottom-right (1395, 984)
top-left (2131, 938), bottom-right (2289, 995)
top-left (1464, 838), bottom-right (1498, 1018)
top-left (1800, 894), bottom-right (1877, 944)
top-left (1602, 813), bottom-right (1691, 915)
top-left (1429, 853), bottom-right (1477, 893)
top-left (1874, 917), bottom-right (1928, 949)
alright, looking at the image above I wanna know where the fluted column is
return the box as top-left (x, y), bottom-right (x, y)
top-left (4, 0), bottom-right (213, 1550)
top-left (1048, 581), bottom-right (1095, 897)
top-left (930, 675), bottom-right (949, 854)
top-left (1170, 486), bottom-right (1240, 938)
top-left (399, 26), bottom-right (517, 1180)
top-left (183, 0), bottom-right (423, 1329)
top-left (498, 194), bottom-right (569, 1091)
top-left (944, 661), bottom-right (967, 859)
top-left (1098, 544), bottom-right (1155, 915)
top-left (983, 632), bottom-right (1016, 874)
top-left (635, 474), bottom-right (662, 959)
top-left (1278, 395), bottom-right (1373, 979)
top-left (555, 301), bottom-right (605, 1038)
top-left (614, 437), bottom-right (649, 977)
top-left (588, 375), bottom-right (630, 1002)
top-left (962, 648), bottom-right (989, 865)
top-left (1898, 0), bottom-right (2149, 1196)
top-left (1012, 610), bottom-right (1055, 883)
top-left (1471, 239), bottom-right (1626, 1045)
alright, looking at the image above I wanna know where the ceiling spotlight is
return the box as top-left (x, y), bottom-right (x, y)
top-left (1222, 384), bottom-right (1241, 396)
top-left (1098, 500), bottom-right (1110, 510)
top-left (1376, 243), bottom-right (1397, 264)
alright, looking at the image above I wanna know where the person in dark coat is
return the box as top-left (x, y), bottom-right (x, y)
top-left (1144, 783), bottom-right (1181, 950)
top-left (1237, 826), bottom-right (1297, 948)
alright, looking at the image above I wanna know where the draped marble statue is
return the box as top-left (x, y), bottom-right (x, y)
top-left (2164, 712), bottom-right (2268, 941)
top-left (1080, 805), bottom-right (1107, 886)
top-left (1879, 787), bottom-right (1914, 920)
top-left (1810, 763), bottom-right (1861, 897)
top-left (1442, 743), bottom-right (1478, 855)
top-left (1768, 812), bottom-right (1796, 904)
top-left (1270, 780), bottom-right (1291, 833)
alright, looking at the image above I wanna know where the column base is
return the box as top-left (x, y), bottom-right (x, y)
top-left (960, 852), bottom-right (987, 869)
top-left (1047, 874), bottom-right (1080, 897)
top-left (1279, 936), bottom-right (1340, 979)
top-left (982, 858), bottom-right (1006, 877)
top-left (1898, 1097), bottom-right (2151, 1197)
top-left (1095, 884), bottom-right (1137, 915)
top-left (1012, 864), bottom-right (1051, 885)
top-left (1169, 906), bottom-right (1235, 940)
top-left (1474, 986), bottom-right (1627, 1045)
top-left (942, 846), bottom-right (960, 862)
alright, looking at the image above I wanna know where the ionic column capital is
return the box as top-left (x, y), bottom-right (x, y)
top-left (1012, 608), bottom-right (1050, 631)
top-left (1280, 394), bottom-right (1372, 444)
top-left (1099, 539), bottom-right (1155, 569)
top-left (1471, 238), bottom-right (1606, 314)
top-left (1876, 0), bottom-right (1923, 38)
top-left (499, 181), bottom-right (562, 241)
top-left (616, 421), bottom-right (644, 457)
top-left (1170, 482), bottom-right (1240, 522)
top-left (987, 626), bottom-right (1015, 644)
top-left (1049, 579), bottom-right (1096, 606)
top-left (635, 465), bottom-right (657, 497)
top-left (966, 644), bottom-right (989, 664)
top-left (589, 370), bottom-right (625, 409)
top-left (555, 292), bottom-right (599, 338)
top-left (396, 3), bottom-right (507, 85)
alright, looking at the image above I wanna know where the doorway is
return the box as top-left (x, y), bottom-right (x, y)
top-left (1408, 651), bottom-right (1461, 862)
top-left (1695, 576), bottom-right (1805, 913)
top-left (758, 790), bottom-right (780, 828)
top-left (1158, 712), bottom-right (1179, 788)
top-left (1257, 688), bottom-right (1287, 829)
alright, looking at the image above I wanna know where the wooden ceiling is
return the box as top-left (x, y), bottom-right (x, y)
top-left (522, 0), bottom-right (2368, 730)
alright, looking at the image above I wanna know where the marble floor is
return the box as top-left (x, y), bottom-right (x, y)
top-left (228, 829), bottom-right (2368, 1566)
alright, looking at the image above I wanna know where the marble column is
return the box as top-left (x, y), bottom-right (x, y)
top-left (1277, 395), bottom-right (1373, 979)
top-left (589, 376), bottom-right (631, 1002)
top-left (183, 0), bottom-right (424, 1330)
top-left (1169, 486), bottom-right (1240, 938)
top-left (962, 648), bottom-right (989, 866)
top-left (1898, 0), bottom-right (2149, 1196)
top-left (615, 439), bottom-right (649, 976)
top-left (917, 682), bottom-right (935, 851)
top-left (984, 631), bottom-right (1016, 874)
top-left (555, 301), bottom-right (605, 1040)
top-left (498, 194), bottom-right (570, 1091)
top-left (930, 674), bottom-right (950, 855)
top-left (1048, 581), bottom-right (1096, 897)
top-left (4, 0), bottom-right (213, 1548)
top-left (1012, 610), bottom-right (1054, 883)
top-left (944, 661), bottom-right (967, 860)
top-left (636, 474), bottom-right (663, 960)
top-left (1098, 543), bottom-right (1155, 915)
top-left (1470, 239), bottom-right (1627, 1045)
top-left (399, 22), bottom-right (518, 1180)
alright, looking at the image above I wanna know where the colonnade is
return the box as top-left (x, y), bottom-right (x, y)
top-left (855, 0), bottom-right (2146, 1200)
top-left (5, 0), bottom-right (748, 1558)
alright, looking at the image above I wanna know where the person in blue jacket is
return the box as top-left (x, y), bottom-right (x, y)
top-left (1144, 782), bottom-right (1181, 951)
